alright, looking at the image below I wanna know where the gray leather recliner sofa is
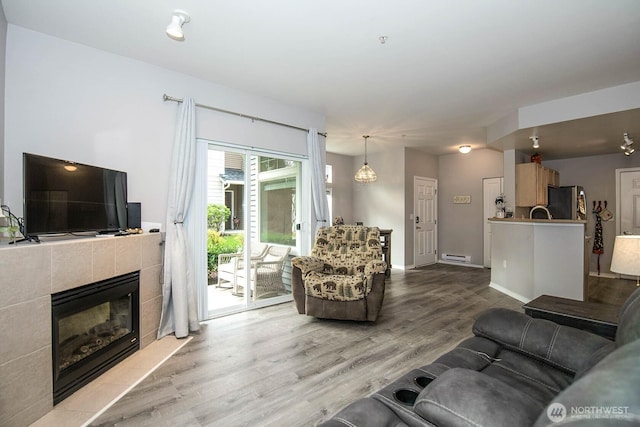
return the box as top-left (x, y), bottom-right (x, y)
top-left (319, 288), bottom-right (640, 426)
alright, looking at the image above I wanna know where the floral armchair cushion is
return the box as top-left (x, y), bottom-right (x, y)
top-left (291, 225), bottom-right (386, 302)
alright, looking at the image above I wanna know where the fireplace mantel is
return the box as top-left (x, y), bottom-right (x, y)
top-left (0, 233), bottom-right (164, 427)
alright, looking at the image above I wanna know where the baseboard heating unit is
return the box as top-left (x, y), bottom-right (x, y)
top-left (441, 253), bottom-right (471, 264)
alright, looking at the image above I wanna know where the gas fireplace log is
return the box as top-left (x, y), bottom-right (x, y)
top-left (90, 319), bottom-right (126, 337)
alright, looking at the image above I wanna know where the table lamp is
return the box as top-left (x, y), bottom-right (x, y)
top-left (610, 235), bottom-right (640, 287)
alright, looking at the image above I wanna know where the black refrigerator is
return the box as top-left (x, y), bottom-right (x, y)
top-left (547, 186), bottom-right (586, 220)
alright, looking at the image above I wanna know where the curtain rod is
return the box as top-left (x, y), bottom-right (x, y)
top-left (163, 94), bottom-right (326, 137)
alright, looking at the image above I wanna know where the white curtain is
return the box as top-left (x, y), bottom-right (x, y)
top-left (158, 97), bottom-right (200, 339)
top-left (308, 128), bottom-right (330, 235)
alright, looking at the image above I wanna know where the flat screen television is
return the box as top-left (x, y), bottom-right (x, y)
top-left (23, 153), bottom-right (128, 237)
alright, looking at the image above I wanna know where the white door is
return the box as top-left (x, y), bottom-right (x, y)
top-left (616, 167), bottom-right (640, 236)
top-left (483, 177), bottom-right (504, 267)
top-left (414, 177), bottom-right (437, 267)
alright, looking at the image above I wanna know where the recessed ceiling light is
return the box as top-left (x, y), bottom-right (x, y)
top-left (459, 145), bottom-right (471, 154)
top-left (379, 36), bottom-right (388, 44)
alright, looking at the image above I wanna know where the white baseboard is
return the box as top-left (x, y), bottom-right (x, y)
top-left (489, 282), bottom-right (530, 304)
top-left (437, 260), bottom-right (485, 269)
top-left (589, 271), bottom-right (616, 279)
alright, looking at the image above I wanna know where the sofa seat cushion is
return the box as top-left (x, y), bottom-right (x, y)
top-left (415, 368), bottom-right (545, 427)
top-left (480, 348), bottom-right (572, 404)
top-left (423, 336), bottom-right (572, 407)
top-left (304, 272), bottom-right (369, 301)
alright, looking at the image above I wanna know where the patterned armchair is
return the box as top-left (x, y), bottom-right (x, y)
top-left (291, 225), bottom-right (387, 321)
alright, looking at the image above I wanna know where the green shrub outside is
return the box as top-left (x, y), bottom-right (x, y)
top-left (207, 204), bottom-right (231, 231)
top-left (207, 229), bottom-right (243, 274)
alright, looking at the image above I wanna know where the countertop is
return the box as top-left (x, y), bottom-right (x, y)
top-left (489, 217), bottom-right (586, 224)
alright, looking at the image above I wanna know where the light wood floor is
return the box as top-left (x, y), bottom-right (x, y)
top-left (91, 265), bottom-right (631, 427)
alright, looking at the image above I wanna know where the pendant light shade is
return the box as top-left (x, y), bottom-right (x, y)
top-left (355, 135), bottom-right (377, 183)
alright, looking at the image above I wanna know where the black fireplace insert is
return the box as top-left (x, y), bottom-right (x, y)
top-left (52, 271), bottom-right (140, 404)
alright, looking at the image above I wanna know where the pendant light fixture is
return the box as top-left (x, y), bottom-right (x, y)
top-left (354, 135), bottom-right (377, 183)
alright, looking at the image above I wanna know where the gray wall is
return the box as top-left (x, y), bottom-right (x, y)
top-left (544, 153), bottom-right (640, 275)
top-left (352, 146), bottom-right (405, 268)
top-left (326, 152), bottom-right (354, 224)
top-left (404, 148), bottom-right (438, 266)
top-left (3, 25), bottom-right (324, 226)
top-left (0, 7), bottom-right (6, 203)
top-left (438, 148), bottom-right (504, 266)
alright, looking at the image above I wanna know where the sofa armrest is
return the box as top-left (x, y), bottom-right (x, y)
top-left (364, 260), bottom-right (387, 276)
top-left (291, 256), bottom-right (325, 276)
top-left (473, 308), bottom-right (614, 374)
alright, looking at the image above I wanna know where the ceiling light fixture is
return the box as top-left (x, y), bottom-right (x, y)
top-left (166, 9), bottom-right (191, 41)
top-left (621, 133), bottom-right (634, 156)
top-left (530, 136), bottom-right (540, 149)
top-left (354, 135), bottom-right (377, 183)
top-left (458, 145), bottom-right (472, 154)
top-left (379, 36), bottom-right (388, 44)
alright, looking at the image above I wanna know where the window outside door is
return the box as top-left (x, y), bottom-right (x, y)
top-left (204, 143), bottom-right (303, 318)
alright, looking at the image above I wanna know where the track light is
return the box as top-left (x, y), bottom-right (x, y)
top-left (458, 145), bottom-right (471, 154)
top-left (530, 136), bottom-right (540, 149)
top-left (166, 10), bottom-right (190, 41)
top-left (621, 133), bottom-right (634, 156)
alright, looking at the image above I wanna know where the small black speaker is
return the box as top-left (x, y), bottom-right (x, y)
top-left (127, 202), bottom-right (141, 229)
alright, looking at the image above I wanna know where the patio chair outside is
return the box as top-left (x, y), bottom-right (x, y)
top-left (236, 245), bottom-right (292, 301)
top-left (217, 242), bottom-right (269, 289)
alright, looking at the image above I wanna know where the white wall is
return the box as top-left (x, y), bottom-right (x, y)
top-left (4, 25), bottom-right (325, 227)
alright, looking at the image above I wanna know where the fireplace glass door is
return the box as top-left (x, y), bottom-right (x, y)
top-left (52, 272), bottom-right (140, 404)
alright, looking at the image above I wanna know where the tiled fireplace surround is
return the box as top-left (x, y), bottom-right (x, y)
top-left (0, 233), bottom-right (164, 427)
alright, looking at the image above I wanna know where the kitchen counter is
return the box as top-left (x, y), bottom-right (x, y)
top-left (488, 219), bottom-right (587, 302)
top-left (489, 217), bottom-right (586, 224)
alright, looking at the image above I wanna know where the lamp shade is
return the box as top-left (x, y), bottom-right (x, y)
top-left (610, 235), bottom-right (640, 276)
top-left (354, 163), bottom-right (377, 183)
top-left (354, 135), bottom-right (377, 183)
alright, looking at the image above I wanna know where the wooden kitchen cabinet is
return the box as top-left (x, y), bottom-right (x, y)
top-left (515, 163), bottom-right (559, 207)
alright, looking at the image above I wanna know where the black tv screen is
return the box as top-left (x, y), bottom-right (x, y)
top-left (23, 153), bottom-right (128, 236)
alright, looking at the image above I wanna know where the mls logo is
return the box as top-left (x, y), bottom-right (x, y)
top-left (547, 403), bottom-right (567, 423)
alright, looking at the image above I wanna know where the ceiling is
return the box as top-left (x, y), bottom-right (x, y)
top-left (2, 0), bottom-right (640, 159)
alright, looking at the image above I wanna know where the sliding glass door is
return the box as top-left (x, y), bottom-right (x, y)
top-left (201, 141), bottom-right (304, 318)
